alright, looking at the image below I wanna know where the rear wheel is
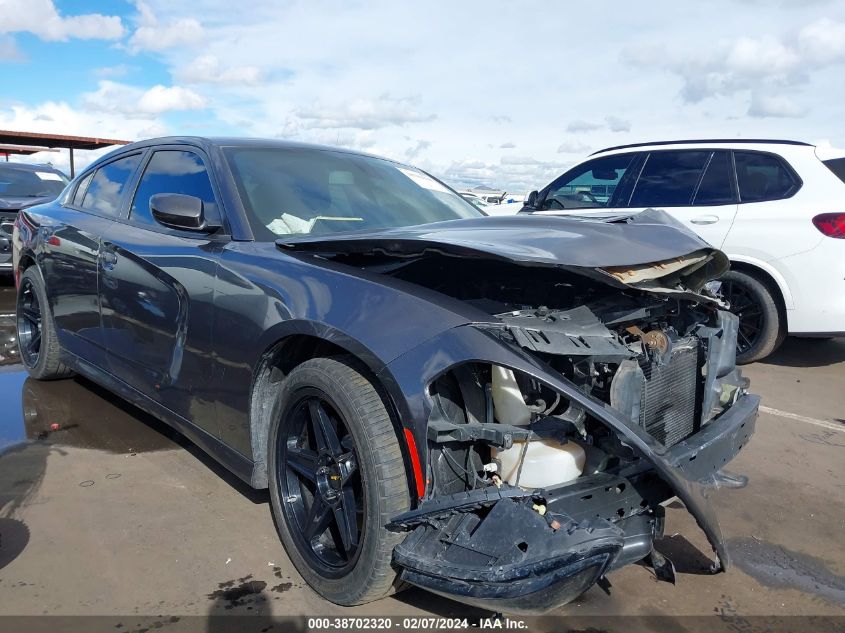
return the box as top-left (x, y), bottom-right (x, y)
top-left (720, 270), bottom-right (785, 364)
top-left (268, 355), bottom-right (410, 605)
top-left (16, 267), bottom-right (73, 380)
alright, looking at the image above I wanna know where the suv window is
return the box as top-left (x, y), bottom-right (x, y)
top-left (629, 151), bottom-right (710, 207)
top-left (734, 151), bottom-right (798, 202)
top-left (541, 153), bottom-right (637, 210)
top-left (823, 158), bottom-right (845, 184)
top-left (693, 151), bottom-right (736, 206)
top-left (81, 154), bottom-right (141, 217)
top-left (130, 150), bottom-right (219, 227)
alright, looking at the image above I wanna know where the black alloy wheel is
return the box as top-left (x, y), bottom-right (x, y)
top-left (719, 269), bottom-right (785, 364)
top-left (277, 390), bottom-right (363, 575)
top-left (722, 277), bottom-right (765, 356)
top-left (17, 276), bottom-right (43, 368)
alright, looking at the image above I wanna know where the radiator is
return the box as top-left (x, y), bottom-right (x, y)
top-left (638, 338), bottom-right (700, 447)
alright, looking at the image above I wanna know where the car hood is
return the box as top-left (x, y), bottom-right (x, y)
top-left (277, 209), bottom-right (729, 296)
top-left (0, 196), bottom-right (54, 211)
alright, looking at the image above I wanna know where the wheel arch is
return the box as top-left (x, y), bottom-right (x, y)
top-left (726, 256), bottom-right (793, 310)
top-left (247, 327), bottom-right (416, 501)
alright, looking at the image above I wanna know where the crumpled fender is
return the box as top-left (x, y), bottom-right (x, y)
top-left (380, 323), bottom-right (758, 570)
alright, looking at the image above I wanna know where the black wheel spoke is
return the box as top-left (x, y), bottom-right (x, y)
top-left (309, 400), bottom-right (343, 458)
top-left (287, 445), bottom-right (318, 483)
top-left (279, 392), bottom-right (365, 573)
top-left (22, 307), bottom-right (40, 325)
top-left (333, 488), bottom-right (358, 554)
top-left (304, 495), bottom-right (332, 541)
top-left (27, 331), bottom-right (41, 354)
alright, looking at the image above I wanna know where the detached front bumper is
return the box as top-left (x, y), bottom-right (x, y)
top-left (390, 393), bottom-right (759, 614)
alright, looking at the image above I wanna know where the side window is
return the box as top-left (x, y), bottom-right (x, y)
top-left (71, 172), bottom-right (94, 206)
top-left (734, 151), bottom-right (798, 202)
top-left (130, 150), bottom-right (219, 227)
top-left (693, 151), bottom-right (736, 206)
top-left (542, 153), bottom-right (637, 210)
top-left (80, 154), bottom-right (141, 217)
top-left (629, 151), bottom-right (710, 208)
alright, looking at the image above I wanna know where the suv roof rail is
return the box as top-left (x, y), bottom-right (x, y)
top-left (591, 138), bottom-right (812, 155)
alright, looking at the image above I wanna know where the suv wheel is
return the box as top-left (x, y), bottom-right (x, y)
top-left (720, 270), bottom-right (785, 364)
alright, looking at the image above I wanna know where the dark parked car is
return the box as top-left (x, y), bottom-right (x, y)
top-left (13, 137), bottom-right (758, 613)
top-left (0, 162), bottom-right (68, 273)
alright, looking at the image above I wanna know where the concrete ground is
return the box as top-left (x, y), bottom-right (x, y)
top-left (0, 283), bottom-right (843, 623)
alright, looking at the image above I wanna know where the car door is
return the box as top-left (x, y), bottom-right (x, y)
top-left (624, 150), bottom-right (739, 248)
top-left (40, 152), bottom-right (144, 369)
top-left (97, 147), bottom-right (228, 434)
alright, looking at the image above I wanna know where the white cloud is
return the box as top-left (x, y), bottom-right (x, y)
top-left (626, 17), bottom-right (845, 120)
top-left (404, 139), bottom-right (431, 159)
top-left (0, 35), bottom-right (23, 61)
top-left (557, 140), bottom-right (591, 154)
top-left (0, 100), bottom-right (169, 174)
top-left (81, 81), bottom-right (208, 118)
top-left (93, 64), bottom-right (134, 78)
top-left (500, 142), bottom-right (516, 149)
top-left (174, 55), bottom-right (261, 85)
top-left (748, 93), bottom-right (807, 118)
top-left (605, 116), bottom-right (631, 132)
top-left (294, 95), bottom-right (436, 131)
top-left (566, 120), bottom-right (603, 133)
top-left (127, 1), bottom-right (203, 53)
top-left (0, 0), bottom-right (124, 41)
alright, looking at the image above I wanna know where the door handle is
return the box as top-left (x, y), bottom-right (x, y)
top-left (690, 215), bottom-right (719, 225)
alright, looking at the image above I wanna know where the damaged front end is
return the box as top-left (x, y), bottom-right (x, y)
top-left (281, 215), bottom-right (759, 613)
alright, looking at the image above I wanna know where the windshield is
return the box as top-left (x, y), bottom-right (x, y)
top-left (0, 165), bottom-right (68, 198)
top-left (224, 147), bottom-right (482, 240)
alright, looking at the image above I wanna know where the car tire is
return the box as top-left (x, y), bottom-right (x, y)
top-left (268, 355), bottom-right (411, 606)
top-left (720, 270), bottom-right (785, 364)
top-left (16, 266), bottom-right (74, 380)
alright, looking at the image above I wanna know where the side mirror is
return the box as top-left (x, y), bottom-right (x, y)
top-left (524, 190), bottom-right (539, 208)
top-left (150, 193), bottom-right (213, 231)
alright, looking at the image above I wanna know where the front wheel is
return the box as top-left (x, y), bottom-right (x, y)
top-left (720, 270), bottom-right (785, 364)
top-left (268, 355), bottom-right (410, 605)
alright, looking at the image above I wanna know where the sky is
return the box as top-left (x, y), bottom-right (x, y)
top-left (1, 0), bottom-right (845, 192)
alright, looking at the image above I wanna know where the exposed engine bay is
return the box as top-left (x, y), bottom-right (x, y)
top-left (278, 213), bottom-right (759, 613)
top-left (382, 255), bottom-right (750, 612)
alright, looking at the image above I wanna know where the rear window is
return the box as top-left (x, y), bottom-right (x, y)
top-left (80, 154), bottom-right (142, 217)
top-left (734, 151), bottom-right (799, 202)
top-left (629, 151), bottom-right (710, 207)
top-left (823, 158), bottom-right (845, 184)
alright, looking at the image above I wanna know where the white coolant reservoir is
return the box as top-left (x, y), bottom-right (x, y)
top-left (491, 365), bottom-right (531, 426)
top-left (493, 440), bottom-right (585, 489)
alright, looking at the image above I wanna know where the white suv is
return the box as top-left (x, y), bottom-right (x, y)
top-left (522, 139), bottom-right (845, 363)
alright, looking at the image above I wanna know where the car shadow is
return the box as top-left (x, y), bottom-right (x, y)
top-left (757, 336), bottom-right (845, 369)
top-left (652, 534), bottom-right (715, 576)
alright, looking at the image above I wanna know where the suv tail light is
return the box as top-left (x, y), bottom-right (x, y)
top-left (812, 213), bottom-right (845, 238)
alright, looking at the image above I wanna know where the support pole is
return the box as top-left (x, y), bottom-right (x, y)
top-left (69, 147), bottom-right (75, 178)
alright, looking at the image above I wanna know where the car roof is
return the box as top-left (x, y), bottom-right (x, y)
top-left (85, 136), bottom-right (401, 174)
top-left (591, 138), bottom-right (813, 155)
top-left (0, 161), bottom-right (66, 174)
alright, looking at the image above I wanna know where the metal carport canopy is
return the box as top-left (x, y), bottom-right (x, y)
top-left (0, 130), bottom-right (130, 177)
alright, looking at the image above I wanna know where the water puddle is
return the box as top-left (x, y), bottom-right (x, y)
top-left (0, 286), bottom-right (181, 456)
